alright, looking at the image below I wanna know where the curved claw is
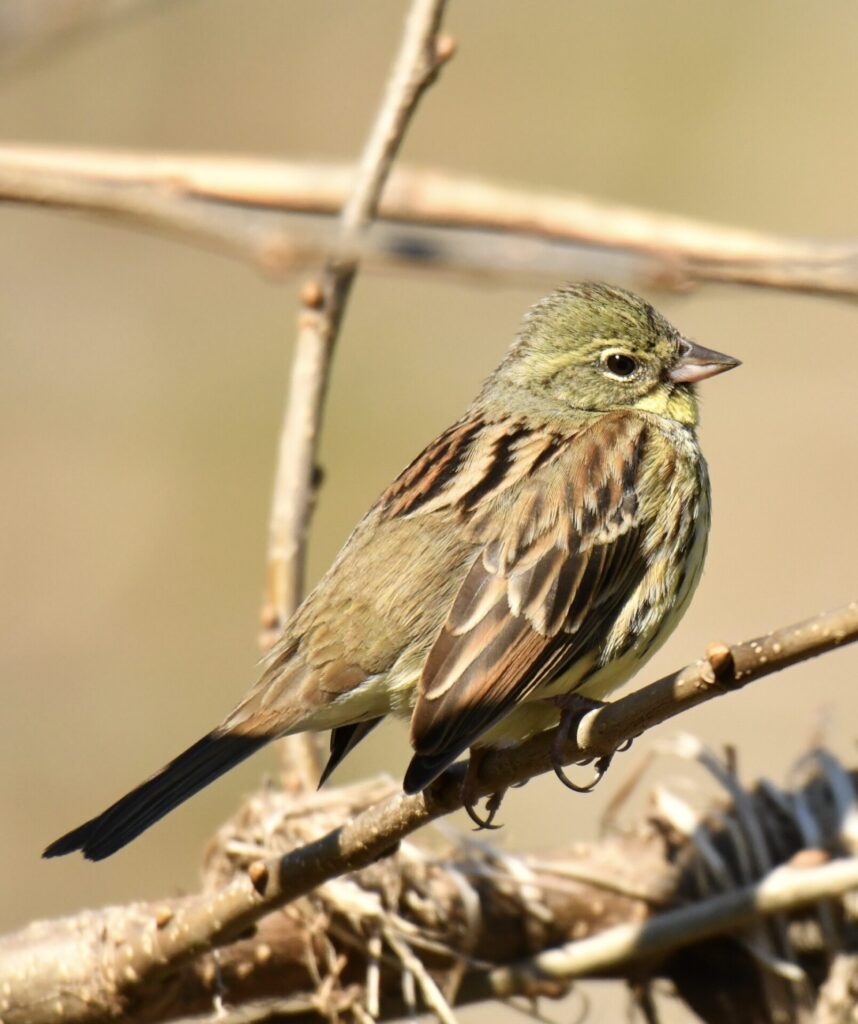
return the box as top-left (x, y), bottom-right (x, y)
top-left (464, 798), bottom-right (504, 830)
top-left (460, 749), bottom-right (507, 829)
top-left (553, 762), bottom-right (601, 793)
top-left (552, 754), bottom-right (613, 794)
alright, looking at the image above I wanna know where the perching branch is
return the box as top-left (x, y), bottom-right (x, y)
top-left (3, 722), bottom-right (858, 1024)
top-left (12, 601), bottom-right (850, 1014)
top-left (1, 147), bottom-right (857, 299)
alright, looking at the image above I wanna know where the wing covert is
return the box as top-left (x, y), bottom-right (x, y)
top-left (406, 414), bottom-right (650, 791)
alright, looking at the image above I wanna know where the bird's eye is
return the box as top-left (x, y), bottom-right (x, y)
top-left (603, 352), bottom-right (638, 378)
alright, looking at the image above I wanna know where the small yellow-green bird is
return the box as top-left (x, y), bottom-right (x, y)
top-left (45, 283), bottom-right (738, 860)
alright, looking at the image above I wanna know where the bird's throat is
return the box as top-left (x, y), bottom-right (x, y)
top-left (632, 384), bottom-right (698, 427)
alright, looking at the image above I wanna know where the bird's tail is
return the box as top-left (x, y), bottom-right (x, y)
top-left (43, 730), bottom-right (268, 861)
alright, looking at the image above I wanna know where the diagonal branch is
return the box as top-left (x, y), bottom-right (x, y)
top-left (263, 0), bottom-right (452, 636)
top-left (81, 601), bottom-right (858, 990)
top-left (4, 669), bottom-right (858, 1024)
top-left (259, 0), bottom-right (452, 783)
top-left (1, 147), bottom-right (857, 298)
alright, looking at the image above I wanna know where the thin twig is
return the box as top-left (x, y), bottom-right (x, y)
top-left (264, 0), bottom-right (451, 635)
top-left (383, 928), bottom-right (459, 1024)
top-left (260, 0), bottom-right (452, 782)
top-left (87, 602), bottom-right (858, 987)
top-left (490, 857), bottom-right (858, 988)
top-left (1, 147), bottom-right (857, 298)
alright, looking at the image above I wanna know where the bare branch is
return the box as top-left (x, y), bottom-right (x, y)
top-left (32, 602), bottom-right (852, 996)
top-left (263, 1), bottom-right (452, 639)
top-left (491, 856), bottom-right (858, 988)
top-left (4, 732), bottom-right (858, 1024)
top-left (258, 0), bottom-right (451, 785)
top-left (0, 146), bottom-right (856, 298)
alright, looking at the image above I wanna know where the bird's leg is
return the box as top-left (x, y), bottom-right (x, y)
top-left (461, 747), bottom-right (506, 830)
top-left (550, 693), bottom-right (623, 793)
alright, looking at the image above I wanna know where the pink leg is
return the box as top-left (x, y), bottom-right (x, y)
top-left (550, 693), bottom-right (624, 793)
top-left (461, 748), bottom-right (506, 830)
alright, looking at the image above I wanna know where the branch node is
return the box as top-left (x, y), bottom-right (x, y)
top-left (154, 905), bottom-right (174, 929)
top-left (260, 603), bottom-right (281, 632)
top-left (704, 641), bottom-right (735, 684)
top-left (434, 34), bottom-right (457, 64)
top-left (248, 860), bottom-right (270, 894)
top-left (300, 279), bottom-right (325, 309)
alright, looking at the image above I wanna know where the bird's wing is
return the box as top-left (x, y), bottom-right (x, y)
top-left (405, 412), bottom-right (651, 791)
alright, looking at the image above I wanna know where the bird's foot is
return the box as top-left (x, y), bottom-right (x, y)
top-left (461, 748), bottom-right (506, 830)
top-left (553, 752), bottom-right (614, 793)
top-left (550, 693), bottom-right (619, 793)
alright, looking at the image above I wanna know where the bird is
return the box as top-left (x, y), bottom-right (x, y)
top-left (44, 282), bottom-right (739, 861)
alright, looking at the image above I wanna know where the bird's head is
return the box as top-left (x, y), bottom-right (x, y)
top-left (488, 283), bottom-right (739, 427)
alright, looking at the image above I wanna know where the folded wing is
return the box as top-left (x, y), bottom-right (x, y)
top-left (404, 414), bottom-right (650, 792)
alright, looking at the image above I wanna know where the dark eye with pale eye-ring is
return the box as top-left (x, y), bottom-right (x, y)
top-left (603, 353), bottom-right (638, 378)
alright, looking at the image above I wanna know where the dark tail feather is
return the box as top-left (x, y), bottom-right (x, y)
top-left (319, 717), bottom-right (383, 788)
top-left (43, 730), bottom-right (268, 861)
top-left (403, 748), bottom-right (462, 795)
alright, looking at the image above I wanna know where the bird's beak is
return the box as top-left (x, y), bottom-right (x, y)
top-left (669, 338), bottom-right (741, 384)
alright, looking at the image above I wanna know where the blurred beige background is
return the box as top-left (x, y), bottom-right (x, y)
top-left (1, 1), bottom-right (857, 1019)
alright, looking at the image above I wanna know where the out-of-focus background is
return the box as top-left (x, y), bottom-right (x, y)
top-left (1, 1), bottom-right (856, 1018)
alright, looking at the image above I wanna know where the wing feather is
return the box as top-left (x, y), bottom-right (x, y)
top-left (406, 414), bottom-right (651, 791)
